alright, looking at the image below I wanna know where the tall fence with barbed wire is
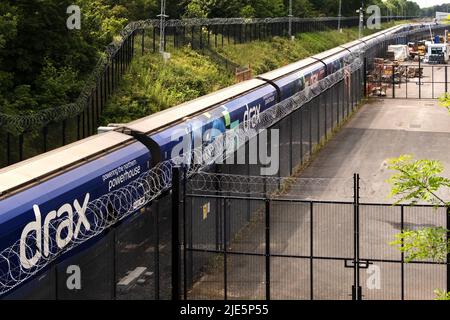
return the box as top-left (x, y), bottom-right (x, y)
top-left (1, 24), bottom-right (447, 298)
top-left (0, 15), bottom-right (417, 169)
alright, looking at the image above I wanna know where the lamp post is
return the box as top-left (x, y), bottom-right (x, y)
top-left (288, 0), bottom-right (293, 40)
top-left (338, 0), bottom-right (342, 31)
top-left (357, 2), bottom-right (364, 40)
top-left (157, 0), bottom-right (168, 54)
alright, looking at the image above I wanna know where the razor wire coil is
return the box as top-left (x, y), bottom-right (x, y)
top-left (0, 23), bottom-right (446, 296)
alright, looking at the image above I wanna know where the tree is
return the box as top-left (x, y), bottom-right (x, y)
top-left (0, 0), bottom-right (130, 113)
top-left (240, 5), bottom-right (256, 18)
top-left (183, 0), bottom-right (212, 18)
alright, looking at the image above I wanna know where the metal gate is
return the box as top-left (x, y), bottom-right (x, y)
top-left (172, 169), bottom-right (450, 300)
top-left (366, 57), bottom-right (450, 99)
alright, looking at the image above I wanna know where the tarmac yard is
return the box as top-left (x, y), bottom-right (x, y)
top-left (188, 98), bottom-right (450, 300)
top-left (300, 98), bottom-right (450, 201)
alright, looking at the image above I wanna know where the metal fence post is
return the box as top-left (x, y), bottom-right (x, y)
top-left (419, 57), bottom-right (422, 99)
top-left (392, 64), bottom-right (395, 99)
top-left (447, 207), bottom-right (450, 295)
top-left (310, 201), bottom-right (314, 300)
top-left (265, 198), bottom-right (271, 300)
top-left (182, 166), bottom-right (187, 300)
top-left (446, 66), bottom-right (448, 94)
top-left (309, 104), bottom-right (312, 158)
top-left (62, 119), bottom-right (66, 145)
top-left (172, 167), bottom-right (181, 301)
top-left (432, 66), bottom-right (435, 99)
top-left (223, 196), bottom-right (228, 300)
top-left (363, 58), bottom-right (367, 98)
top-left (401, 205), bottom-right (405, 300)
top-left (155, 199), bottom-right (160, 300)
top-left (43, 125), bottom-right (48, 152)
top-left (352, 173), bottom-right (361, 300)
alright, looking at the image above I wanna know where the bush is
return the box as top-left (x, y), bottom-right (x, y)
top-left (101, 48), bottom-right (233, 124)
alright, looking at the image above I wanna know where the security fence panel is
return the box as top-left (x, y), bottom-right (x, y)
top-left (404, 264), bottom-right (446, 300)
top-left (312, 259), bottom-right (354, 300)
top-left (325, 89), bottom-right (333, 138)
top-left (333, 81), bottom-right (339, 128)
top-left (318, 94), bottom-right (326, 143)
top-left (310, 99), bottom-right (320, 151)
top-left (190, 195), bottom-right (219, 252)
top-left (301, 103), bottom-right (311, 161)
top-left (116, 206), bottom-right (157, 300)
top-left (339, 80), bottom-right (346, 124)
top-left (278, 117), bottom-right (291, 177)
top-left (271, 257), bottom-right (310, 300)
top-left (178, 169), bottom-right (450, 301)
top-left (187, 251), bottom-right (225, 300)
top-left (359, 204), bottom-right (402, 300)
top-left (359, 261), bottom-right (402, 300)
top-left (402, 206), bottom-right (447, 300)
top-left (226, 254), bottom-right (266, 300)
top-left (22, 130), bottom-right (45, 162)
top-left (313, 203), bottom-right (353, 258)
top-left (0, 131), bottom-right (6, 167)
top-left (291, 108), bottom-right (302, 169)
top-left (300, 104), bottom-right (312, 162)
top-left (2, 267), bottom-right (57, 300)
top-left (156, 192), bottom-right (173, 300)
top-left (227, 198), bottom-right (262, 254)
top-left (360, 204), bottom-right (401, 261)
top-left (270, 201), bottom-right (310, 257)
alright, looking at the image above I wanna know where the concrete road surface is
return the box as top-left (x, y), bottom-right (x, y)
top-left (188, 98), bottom-right (450, 300)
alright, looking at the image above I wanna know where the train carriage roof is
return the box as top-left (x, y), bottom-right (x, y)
top-left (339, 39), bottom-right (365, 52)
top-left (257, 57), bottom-right (318, 81)
top-left (312, 47), bottom-right (348, 61)
top-left (0, 131), bottom-right (133, 197)
top-left (126, 78), bottom-right (267, 134)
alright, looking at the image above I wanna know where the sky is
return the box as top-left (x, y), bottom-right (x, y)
top-left (410, 0), bottom-right (450, 8)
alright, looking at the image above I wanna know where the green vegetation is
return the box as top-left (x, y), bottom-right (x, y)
top-left (0, 0), bottom-right (422, 120)
top-left (101, 48), bottom-right (233, 124)
top-left (217, 23), bottom-right (402, 74)
top-left (0, 0), bottom-right (135, 115)
top-left (102, 22), bottom-right (404, 124)
top-left (182, 0), bottom-right (421, 19)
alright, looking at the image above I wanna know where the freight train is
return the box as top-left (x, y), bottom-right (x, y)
top-left (0, 23), bottom-right (444, 299)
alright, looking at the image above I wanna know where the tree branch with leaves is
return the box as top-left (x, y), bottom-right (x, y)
top-left (387, 154), bottom-right (450, 299)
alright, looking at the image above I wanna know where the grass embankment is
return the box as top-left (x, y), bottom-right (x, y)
top-left (102, 22), bottom-right (405, 124)
top-left (101, 49), bottom-right (232, 124)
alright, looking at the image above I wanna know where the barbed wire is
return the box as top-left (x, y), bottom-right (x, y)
top-left (0, 23), bottom-right (446, 296)
top-left (187, 172), bottom-right (356, 199)
top-left (0, 35), bottom-right (366, 296)
top-left (0, 18), bottom-right (430, 135)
